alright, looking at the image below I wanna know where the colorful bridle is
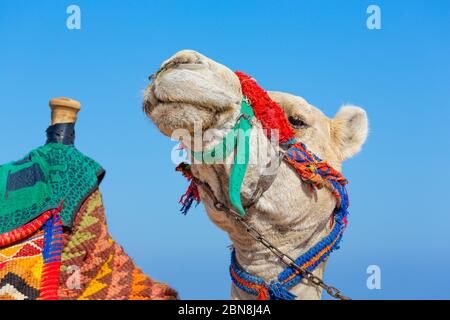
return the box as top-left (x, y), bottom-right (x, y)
top-left (177, 72), bottom-right (350, 300)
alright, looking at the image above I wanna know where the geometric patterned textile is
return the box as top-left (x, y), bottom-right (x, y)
top-left (0, 190), bottom-right (177, 300)
top-left (59, 190), bottom-right (178, 300)
top-left (0, 232), bottom-right (44, 300)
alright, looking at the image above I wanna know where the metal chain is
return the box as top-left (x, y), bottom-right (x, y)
top-left (195, 178), bottom-right (351, 301)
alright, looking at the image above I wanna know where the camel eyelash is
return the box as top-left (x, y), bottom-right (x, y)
top-left (288, 116), bottom-right (308, 128)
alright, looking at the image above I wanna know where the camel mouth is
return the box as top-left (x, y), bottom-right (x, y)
top-left (143, 83), bottom-right (217, 120)
top-left (143, 50), bottom-right (243, 137)
top-left (143, 81), bottom-right (218, 137)
top-left (143, 68), bottom-right (241, 138)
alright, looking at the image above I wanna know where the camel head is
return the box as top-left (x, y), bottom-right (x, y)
top-left (144, 50), bottom-right (367, 167)
top-left (143, 50), bottom-right (368, 300)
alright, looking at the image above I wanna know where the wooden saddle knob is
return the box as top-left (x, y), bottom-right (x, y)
top-left (49, 97), bottom-right (81, 125)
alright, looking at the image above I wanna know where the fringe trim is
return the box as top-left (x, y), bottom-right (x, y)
top-left (40, 207), bottom-right (63, 300)
top-left (0, 210), bottom-right (55, 248)
top-left (176, 163), bottom-right (200, 215)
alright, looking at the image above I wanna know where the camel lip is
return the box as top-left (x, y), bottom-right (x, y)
top-left (149, 83), bottom-right (225, 114)
top-left (147, 99), bottom-right (218, 116)
top-left (142, 99), bottom-right (156, 116)
top-left (143, 84), bottom-right (168, 115)
top-left (148, 82), bottom-right (174, 105)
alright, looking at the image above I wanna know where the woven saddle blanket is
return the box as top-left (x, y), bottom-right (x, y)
top-left (0, 143), bottom-right (104, 233)
top-left (0, 143), bottom-right (177, 300)
top-left (0, 143), bottom-right (103, 300)
top-left (0, 190), bottom-right (177, 300)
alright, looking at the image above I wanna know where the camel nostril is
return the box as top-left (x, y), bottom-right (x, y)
top-left (164, 55), bottom-right (206, 69)
top-left (151, 58), bottom-right (206, 83)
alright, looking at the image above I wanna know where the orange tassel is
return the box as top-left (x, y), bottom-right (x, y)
top-left (256, 287), bottom-right (270, 300)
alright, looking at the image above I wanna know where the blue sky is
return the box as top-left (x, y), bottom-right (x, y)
top-left (0, 0), bottom-right (449, 299)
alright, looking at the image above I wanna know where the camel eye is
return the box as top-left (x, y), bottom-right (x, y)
top-left (288, 116), bottom-right (307, 128)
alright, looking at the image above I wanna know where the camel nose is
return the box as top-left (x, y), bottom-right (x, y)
top-left (162, 50), bottom-right (206, 69)
top-left (150, 50), bottom-right (207, 81)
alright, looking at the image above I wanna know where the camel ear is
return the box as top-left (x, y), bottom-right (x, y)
top-left (331, 105), bottom-right (369, 161)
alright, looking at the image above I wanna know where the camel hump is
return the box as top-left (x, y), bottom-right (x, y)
top-left (49, 97), bottom-right (81, 125)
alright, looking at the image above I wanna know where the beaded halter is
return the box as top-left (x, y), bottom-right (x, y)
top-left (177, 71), bottom-right (349, 300)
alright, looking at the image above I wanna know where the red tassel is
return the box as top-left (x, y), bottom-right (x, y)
top-left (179, 181), bottom-right (200, 205)
top-left (176, 163), bottom-right (201, 214)
top-left (235, 71), bottom-right (296, 144)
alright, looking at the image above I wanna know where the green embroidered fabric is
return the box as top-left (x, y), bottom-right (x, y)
top-left (0, 143), bottom-right (104, 234)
